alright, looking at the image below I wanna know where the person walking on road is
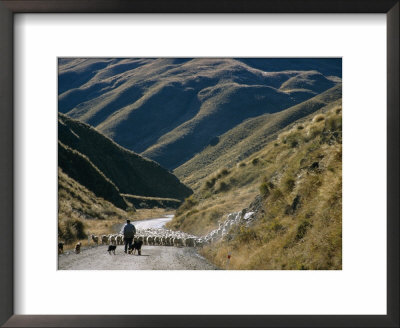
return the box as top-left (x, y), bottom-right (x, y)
top-left (121, 219), bottom-right (136, 253)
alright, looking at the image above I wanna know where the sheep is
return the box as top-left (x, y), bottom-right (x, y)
top-left (109, 235), bottom-right (116, 245)
top-left (160, 236), bottom-right (166, 246)
top-left (116, 235), bottom-right (122, 245)
top-left (154, 236), bottom-right (160, 245)
top-left (91, 234), bottom-right (99, 245)
top-left (174, 238), bottom-right (183, 247)
top-left (146, 236), bottom-right (154, 246)
top-left (101, 235), bottom-right (108, 245)
top-left (185, 237), bottom-right (195, 247)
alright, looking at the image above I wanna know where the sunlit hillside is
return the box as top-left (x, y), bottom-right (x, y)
top-left (167, 104), bottom-right (342, 270)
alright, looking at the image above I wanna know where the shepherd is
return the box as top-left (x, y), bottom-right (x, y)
top-left (121, 219), bottom-right (136, 254)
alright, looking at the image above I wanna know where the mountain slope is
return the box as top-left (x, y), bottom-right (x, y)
top-left (58, 141), bottom-right (128, 209)
top-left (167, 104), bottom-right (342, 269)
top-left (58, 113), bottom-right (192, 201)
top-left (58, 58), bottom-right (341, 170)
top-left (175, 84), bottom-right (342, 189)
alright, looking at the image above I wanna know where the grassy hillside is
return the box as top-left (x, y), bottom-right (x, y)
top-left (175, 84), bottom-right (341, 190)
top-left (58, 141), bottom-right (129, 209)
top-left (58, 58), bottom-right (341, 170)
top-left (167, 104), bottom-right (342, 270)
top-left (58, 167), bottom-right (131, 244)
top-left (59, 113), bottom-right (192, 200)
top-left (58, 168), bottom-right (174, 246)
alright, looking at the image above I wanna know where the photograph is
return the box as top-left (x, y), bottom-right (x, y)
top-left (1, 0), bottom-right (397, 324)
top-left (58, 58), bottom-right (342, 270)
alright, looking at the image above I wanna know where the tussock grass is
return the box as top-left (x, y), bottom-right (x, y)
top-left (171, 104), bottom-right (342, 269)
top-left (174, 85), bottom-right (342, 191)
top-left (58, 168), bottom-right (173, 245)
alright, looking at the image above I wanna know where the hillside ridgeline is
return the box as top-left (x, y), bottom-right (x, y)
top-left (174, 84), bottom-right (341, 190)
top-left (59, 113), bottom-right (192, 204)
top-left (58, 58), bottom-right (341, 170)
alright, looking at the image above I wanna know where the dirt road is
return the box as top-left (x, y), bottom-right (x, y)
top-left (58, 245), bottom-right (217, 270)
top-left (58, 215), bottom-right (218, 270)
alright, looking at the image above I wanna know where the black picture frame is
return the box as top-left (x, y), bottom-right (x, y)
top-left (0, 1), bottom-right (398, 327)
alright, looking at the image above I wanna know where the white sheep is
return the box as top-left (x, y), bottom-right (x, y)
top-left (91, 234), bottom-right (99, 244)
top-left (146, 236), bottom-right (153, 245)
top-left (109, 235), bottom-right (116, 245)
top-left (116, 235), bottom-right (122, 245)
top-left (101, 235), bottom-right (108, 245)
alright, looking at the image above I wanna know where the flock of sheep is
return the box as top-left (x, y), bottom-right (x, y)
top-left (73, 209), bottom-right (256, 255)
top-left (90, 228), bottom-right (202, 248)
top-left (199, 210), bottom-right (255, 244)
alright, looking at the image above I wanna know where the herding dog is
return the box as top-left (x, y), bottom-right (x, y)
top-left (107, 245), bottom-right (117, 255)
top-left (128, 240), bottom-right (143, 255)
top-left (58, 242), bottom-right (64, 254)
top-left (75, 242), bottom-right (81, 254)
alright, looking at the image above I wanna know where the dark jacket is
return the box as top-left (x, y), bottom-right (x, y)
top-left (122, 223), bottom-right (136, 238)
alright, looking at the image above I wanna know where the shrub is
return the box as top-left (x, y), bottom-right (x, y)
top-left (59, 218), bottom-right (87, 243)
top-left (324, 115), bottom-right (342, 133)
top-left (259, 182), bottom-right (270, 198)
top-left (69, 219), bottom-right (86, 239)
top-left (220, 168), bottom-right (230, 176)
top-left (295, 220), bottom-right (312, 241)
top-left (205, 177), bottom-right (217, 189)
top-left (296, 125), bottom-right (304, 130)
top-left (217, 181), bottom-right (229, 192)
top-left (313, 114), bottom-right (325, 123)
top-left (283, 177), bottom-right (295, 192)
top-left (252, 158), bottom-right (259, 165)
top-left (270, 220), bottom-right (285, 233)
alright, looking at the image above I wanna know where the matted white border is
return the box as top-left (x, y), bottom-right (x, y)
top-left (14, 14), bottom-right (386, 315)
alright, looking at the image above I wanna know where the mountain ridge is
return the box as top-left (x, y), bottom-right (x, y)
top-left (58, 58), bottom-right (341, 170)
top-left (58, 113), bottom-right (193, 203)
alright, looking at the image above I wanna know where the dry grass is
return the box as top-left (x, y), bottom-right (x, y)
top-left (59, 168), bottom-right (175, 245)
top-left (172, 105), bottom-right (342, 269)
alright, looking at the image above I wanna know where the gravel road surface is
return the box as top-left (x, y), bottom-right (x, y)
top-left (58, 245), bottom-right (217, 270)
top-left (58, 215), bottom-right (218, 270)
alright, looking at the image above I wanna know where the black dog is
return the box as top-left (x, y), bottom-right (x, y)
top-left (58, 242), bottom-right (64, 254)
top-left (128, 240), bottom-right (143, 255)
top-left (107, 245), bottom-right (116, 255)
